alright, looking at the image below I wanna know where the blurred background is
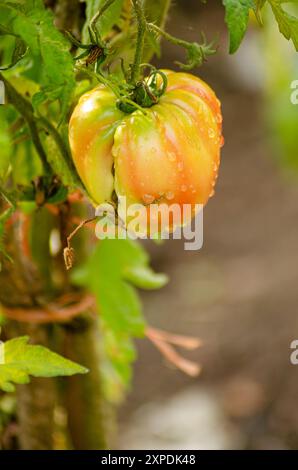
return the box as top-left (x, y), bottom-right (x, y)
top-left (117, 0), bottom-right (298, 450)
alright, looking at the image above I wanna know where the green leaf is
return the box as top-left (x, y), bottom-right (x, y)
top-left (82, 0), bottom-right (125, 42)
top-left (77, 239), bottom-right (146, 335)
top-left (269, 0), bottom-right (298, 50)
top-left (0, 1), bottom-right (76, 120)
top-left (254, 0), bottom-right (267, 24)
top-left (72, 238), bottom-right (167, 401)
top-left (0, 336), bottom-right (88, 392)
top-left (223, 0), bottom-right (254, 53)
top-left (101, 330), bottom-right (136, 402)
top-left (73, 239), bottom-right (168, 334)
top-left (123, 265), bottom-right (168, 290)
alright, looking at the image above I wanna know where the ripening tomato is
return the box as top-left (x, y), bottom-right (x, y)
top-left (69, 70), bottom-right (223, 233)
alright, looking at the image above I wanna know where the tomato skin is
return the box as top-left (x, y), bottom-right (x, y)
top-left (69, 70), bottom-right (223, 229)
top-left (69, 87), bottom-right (124, 204)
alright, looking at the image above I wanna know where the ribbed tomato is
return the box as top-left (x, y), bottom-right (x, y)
top-left (69, 70), bottom-right (223, 232)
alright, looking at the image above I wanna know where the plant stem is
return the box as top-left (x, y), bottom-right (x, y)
top-left (63, 316), bottom-right (110, 450)
top-left (147, 23), bottom-right (192, 49)
top-left (38, 114), bottom-right (82, 189)
top-left (130, 0), bottom-right (147, 84)
top-left (12, 324), bottom-right (57, 450)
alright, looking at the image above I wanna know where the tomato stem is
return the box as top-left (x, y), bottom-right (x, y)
top-left (130, 0), bottom-right (147, 85)
top-left (147, 23), bottom-right (217, 70)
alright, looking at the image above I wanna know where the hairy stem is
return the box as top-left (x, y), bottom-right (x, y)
top-left (13, 324), bottom-right (57, 450)
top-left (147, 23), bottom-right (193, 49)
top-left (63, 316), bottom-right (110, 450)
top-left (130, 0), bottom-right (147, 84)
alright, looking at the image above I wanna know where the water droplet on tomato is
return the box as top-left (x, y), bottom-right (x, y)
top-left (181, 184), bottom-right (187, 192)
top-left (177, 162), bottom-right (184, 172)
top-left (209, 189), bottom-right (215, 198)
top-left (220, 135), bottom-right (225, 147)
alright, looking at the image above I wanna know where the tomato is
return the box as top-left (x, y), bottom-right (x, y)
top-left (69, 70), bottom-right (223, 233)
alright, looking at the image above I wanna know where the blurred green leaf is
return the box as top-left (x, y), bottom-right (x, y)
top-left (101, 330), bottom-right (136, 402)
top-left (269, 0), bottom-right (298, 50)
top-left (263, 4), bottom-right (298, 171)
top-left (123, 265), bottom-right (168, 290)
top-left (254, 0), bottom-right (267, 24)
top-left (0, 336), bottom-right (88, 392)
top-left (223, 0), bottom-right (254, 53)
top-left (72, 238), bottom-right (167, 401)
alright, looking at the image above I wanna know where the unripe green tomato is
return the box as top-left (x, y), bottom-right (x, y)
top-left (69, 70), bottom-right (223, 233)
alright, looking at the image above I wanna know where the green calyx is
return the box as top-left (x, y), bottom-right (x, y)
top-left (117, 70), bottom-right (168, 114)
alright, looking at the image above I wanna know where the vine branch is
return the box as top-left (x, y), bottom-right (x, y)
top-left (147, 24), bottom-right (217, 70)
top-left (130, 0), bottom-right (147, 84)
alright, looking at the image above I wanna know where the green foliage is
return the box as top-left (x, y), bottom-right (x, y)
top-left (72, 239), bottom-right (168, 401)
top-left (223, 0), bottom-right (254, 53)
top-left (268, 0), bottom-right (298, 50)
top-left (262, 4), bottom-right (298, 171)
top-left (0, 0), bottom-right (75, 120)
top-left (0, 336), bottom-right (88, 392)
top-left (223, 0), bottom-right (298, 53)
